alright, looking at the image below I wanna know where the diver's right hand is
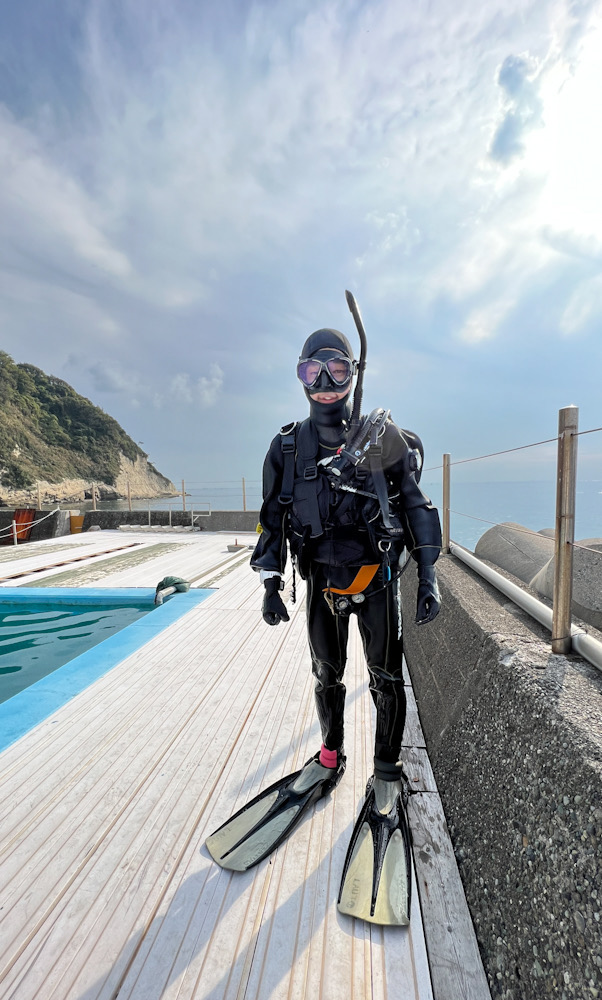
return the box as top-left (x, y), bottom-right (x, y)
top-left (262, 577), bottom-right (290, 625)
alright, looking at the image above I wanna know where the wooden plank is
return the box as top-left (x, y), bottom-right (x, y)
top-left (0, 603), bottom-right (261, 835)
top-left (0, 598), bottom-right (313, 998)
top-left (336, 622), bottom-right (433, 1000)
top-left (0, 541), bottom-right (97, 565)
top-left (84, 537), bottom-right (252, 590)
top-left (0, 604), bottom-right (278, 976)
top-left (0, 539), bottom-right (137, 585)
top-left (111, 613), bottom-right (322, 1000)
top-left (0, 537), bottom-right (487, 1000)
top-left (403, 747), bottom-right (437, 793)
top-left (113, 608), bottom-right (431, 1000)
top-left (409, 792), bottom-right (492, 1000)
top-left (0, 530), bottom-right (247, 589)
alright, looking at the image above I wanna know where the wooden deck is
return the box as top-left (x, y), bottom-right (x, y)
top-left (0, 531), bottom-right (490, 1000)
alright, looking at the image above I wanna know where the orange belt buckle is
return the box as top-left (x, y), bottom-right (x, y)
top-left (323, 564), bottom-right (379, 597)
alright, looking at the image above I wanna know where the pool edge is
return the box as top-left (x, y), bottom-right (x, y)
top-left (0, 588), bottom-right (213, 754)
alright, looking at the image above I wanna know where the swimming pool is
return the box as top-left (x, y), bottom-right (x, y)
top-left (0, 586), bottom-right (213, 752)
top-left (0, 600), bottom-right (153, 704)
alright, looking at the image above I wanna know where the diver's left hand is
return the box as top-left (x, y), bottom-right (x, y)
top-left (416, 566), bottom-right (441, 625)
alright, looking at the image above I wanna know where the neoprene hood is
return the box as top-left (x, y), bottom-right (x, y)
top-left (299, 328), bottom-right (355, 429)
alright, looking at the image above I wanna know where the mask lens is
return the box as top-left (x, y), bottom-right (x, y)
top-left (297, 360), bottom-right (322, 386)
top-left (326, 358), bottom-right (352, 384)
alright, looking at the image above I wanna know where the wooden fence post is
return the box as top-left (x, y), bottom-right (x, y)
top-left (442, 454), bottom-right (451, 554)
top-left (552, 405), bottom-right (579, 654)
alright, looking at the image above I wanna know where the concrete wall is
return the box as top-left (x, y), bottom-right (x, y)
top-left (400, 555), bottom-right (602, 1000)
top-left (81, 510), bottom-right (261, 532)
top-left (0, 509), bottom-right (63, 543)
top-left (1, 508), bottom-right (261, 543)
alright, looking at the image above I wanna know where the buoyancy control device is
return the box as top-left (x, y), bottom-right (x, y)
top-left (277, 406), bottom-right (406, 541)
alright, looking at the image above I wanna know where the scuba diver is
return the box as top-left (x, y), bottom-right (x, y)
top-left (206, 292), bottom-right (441, 926)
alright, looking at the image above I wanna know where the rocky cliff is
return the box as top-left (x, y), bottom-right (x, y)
top-left (1, 455), bottom-right (175, 507)
top-left (0, 351), bottom-right (175, 506)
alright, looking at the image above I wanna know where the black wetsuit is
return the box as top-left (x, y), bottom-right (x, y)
top-left (251, 412), bottom-right (441, 777)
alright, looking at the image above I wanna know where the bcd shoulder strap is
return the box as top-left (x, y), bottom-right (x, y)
top-left (278, 421), bottom-right (297, 504)
top-left (293, 419), bottom-right (323, 537)
top-left (278, 419), bottom-right (324, 537)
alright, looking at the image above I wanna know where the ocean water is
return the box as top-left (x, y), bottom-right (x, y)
top-left (423, 480), bottom-right (602, 551)
top-left (46, 480), bottom-right (602, 553)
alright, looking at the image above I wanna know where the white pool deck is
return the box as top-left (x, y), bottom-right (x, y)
top-left (0, 531), bottom-right (490, 1000)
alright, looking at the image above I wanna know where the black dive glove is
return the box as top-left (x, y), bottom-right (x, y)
top-left (262, 577), bottom-right (290, 626)
top-left (416, 566), bottom-right (441, 625)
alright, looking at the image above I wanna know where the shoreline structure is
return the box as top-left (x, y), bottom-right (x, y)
top-left (0, 454), bottom-right (176, 508)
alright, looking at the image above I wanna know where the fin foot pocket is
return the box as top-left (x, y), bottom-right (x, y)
top-left (206, 751), bottom-right (346, 872)
top-left (337, 777), bottom-right (411, 926)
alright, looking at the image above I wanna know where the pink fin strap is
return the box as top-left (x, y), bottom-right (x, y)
top-left (319, 745), bottom-right (338, 768)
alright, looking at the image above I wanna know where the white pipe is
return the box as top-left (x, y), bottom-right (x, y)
top-left (450, 542), bottom-right (553, 629)
top-left (154, 585), bottom-right (176, 606)
top-left (449, 542), bottom-right (602, 673)
top-left (571, 631), bottom-right (602, 672)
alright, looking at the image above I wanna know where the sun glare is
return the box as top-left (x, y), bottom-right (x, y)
top-left (528, 23), bottom-right (602, 238)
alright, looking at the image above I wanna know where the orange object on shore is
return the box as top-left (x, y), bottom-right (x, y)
top-left (0, 508), bottom-right (36, 545)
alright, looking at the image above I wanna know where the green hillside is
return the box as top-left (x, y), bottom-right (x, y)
top-left (0, 351), bottom-right (147, 489)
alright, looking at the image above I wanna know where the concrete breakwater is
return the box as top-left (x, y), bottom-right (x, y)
top-left (401, 555), bottom-right (602, 1000)
top-left (475, 522), bottom-right (602, 632)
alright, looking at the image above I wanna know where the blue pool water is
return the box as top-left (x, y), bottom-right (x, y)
top-left (0, 601), bottom-right (151, 704)
top-left (0, 587), bottom-right (213, 753)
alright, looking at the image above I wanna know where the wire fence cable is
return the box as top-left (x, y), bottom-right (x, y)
top-left (425, 424), bottom-right (602, 473)
top-left (0, 507), bottom-right (60, 539)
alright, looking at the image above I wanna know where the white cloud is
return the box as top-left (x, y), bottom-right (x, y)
top-left (85, 361), bottom-right (132, 393)
top-left (169, 374), bottom-right (194, 405)
top-left (460, 297), bottom-right (517, 343)
top-left (0, 107), bottom-right (131, 280)
top-left (560, 276), bottom-right (602, 334)
top-left (197, 364), bottom-right (224, 408)
top-left (540, 226), bottom-right (602, 262)
top-left (1, 0), bottom-right (601, 485)
top-left (152, 367), bottom-right (225, 409)
top-left (356, 209), bottom-right (421, 270)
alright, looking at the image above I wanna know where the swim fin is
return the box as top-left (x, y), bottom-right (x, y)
top-left (206, 752), bottom-right (346, 871)
top-left (337, 775), bottom-right (412, 926)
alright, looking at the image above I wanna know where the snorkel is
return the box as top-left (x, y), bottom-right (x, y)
top-left (344, 290), bottom-right (368, 447)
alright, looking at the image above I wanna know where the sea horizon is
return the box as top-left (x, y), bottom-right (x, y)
top-left (35, 478), bottom-right (602, 553)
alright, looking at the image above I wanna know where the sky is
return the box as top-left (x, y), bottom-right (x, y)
top-left (1, 0), bottom-right (601, 507)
